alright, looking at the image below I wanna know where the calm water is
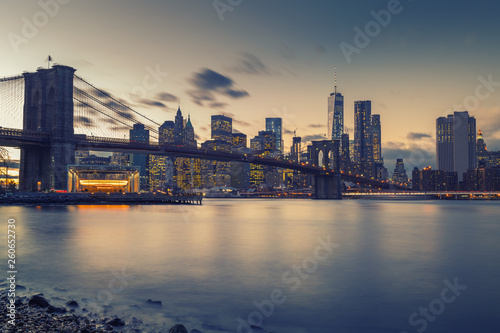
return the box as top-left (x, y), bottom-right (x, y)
top-left (1, 199), bottom-right (500, 332)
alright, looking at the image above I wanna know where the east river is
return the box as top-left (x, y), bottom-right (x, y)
top-left (1, 199), bottom-right (499, 332)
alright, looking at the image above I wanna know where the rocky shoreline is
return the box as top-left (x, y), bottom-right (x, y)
top-left (0, 286), bottom-right (276, 333)
top-left (0, 287), bottom-right (205, 333)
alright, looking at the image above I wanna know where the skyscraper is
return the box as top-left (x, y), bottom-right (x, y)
top-left (436, 111), bottom-right (476, 181)
top-left (371, 114), bottom-right (382, 163)
top-left (354, 100), bottom-right (372, 163)
top-left (291, 136), bottom-right (301, 163)
top-left (392, 158), bottom-right (408, 185)
top-left (174, 107), bottom-right (184, 144)
top-left (212, 115), bottom-right (232, 144)
top-left (341, 133), bottom-right (350, 165)
top-left (265, 118), bottom-right (283, 153)
top-left (328, 71), bottom-right (344, 140)
top-left (232, 133), bottom-right (247, 148)
top-left (130, 123), bottom-right (150, 190)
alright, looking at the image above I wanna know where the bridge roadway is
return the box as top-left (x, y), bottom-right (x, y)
top-left (0, 127), bottom-right (409, 190)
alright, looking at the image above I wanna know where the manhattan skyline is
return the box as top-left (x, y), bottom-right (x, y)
top-left (2, 0), bottom-right (500, 170)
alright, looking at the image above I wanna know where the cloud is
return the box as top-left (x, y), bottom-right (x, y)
top-left (190, 68), bottom-right (233, 90)
top-left (308, 124), bottom-right (324, 128)
top-left (224, 89), bottom-right (249, 98)
top-left (231, 52), bottom-right (271, 75)
top-left (111, 125), bottom-right (132, 131)
top-left (209, 102), bottom-right (228, 109)
top-left (101, 118), bottom-right (119, 125)
top-left (187, 68), bottom-right (249, 108)
top-left (284, 129), bottom-right (294, 134)
top-left (407, 132), bottom-right (432, 140)
top-left (75, 116), bottom-right (94, 127)
top-left (140, 99), bottom-right (167, 108)
top-left (156, 92), bottom-right (178, 102)
top-left (187, 90), bottom-right (215, 106)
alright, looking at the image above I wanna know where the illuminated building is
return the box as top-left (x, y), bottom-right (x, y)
top-left (392, 158), bottom-right (408, 185)
top-left (212, 115), bottom-right (232, 144)
top-left (250, 163), bottom-right (265, 186)
top-left (476, 129), bottom-right (500, 168)
top-left (68, 165), bottom-right (140, 193)
top-left (130, 123), bottom-right (150, 190)
top-left (436, 111), bottom-right (476, 181)
top-left (201, 140), bottom-right (231, 188)
top-left (80, 155), bottom-right (110, 165)
top-left (328, 72), bottom-right (344, 141)
top-left (341, 133), bottom-right (350, 166)
top-left (412, 166), bottom-right (457, 191)
top-left (110, 152), bottom-right (129, 166)
top-left (354, 100), bottom-right (372, 163)
top-left (291, 136), bottom-right (301, 163)
top-left (75, 150), bottom-right (89, 164)
top-left (232, 132), bottom-right (247, 148)
top-left (371, 114), bottom-right (382, 163)
top-left (265, 118), bottom-right (283, 152)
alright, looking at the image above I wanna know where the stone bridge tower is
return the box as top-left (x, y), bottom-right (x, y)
top-left (310, 140), bottom-right (342, 199)
top-left (20, 65), bottom-right (76, 191)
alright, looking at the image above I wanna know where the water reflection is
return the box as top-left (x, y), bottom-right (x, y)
top-left (1, 199), bottom-right (500, 333)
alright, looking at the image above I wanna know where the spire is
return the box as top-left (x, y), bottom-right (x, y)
top-left (478, 128), bottom-right (483, 139)
top-left (334, 66), bottom-right (337, 94)
top-left (186, 114), bottom-right (193, 129)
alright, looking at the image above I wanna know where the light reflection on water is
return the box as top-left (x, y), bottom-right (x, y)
top-left (1, 199), bottom-right (500, 333)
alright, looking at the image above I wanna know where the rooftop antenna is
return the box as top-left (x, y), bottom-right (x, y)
top-left (334, 66), bottom-right (337, 94)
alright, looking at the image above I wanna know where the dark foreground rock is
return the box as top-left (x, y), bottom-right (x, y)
top-left (169, 324), bottom-right (189, 333)
top-left (28, 294), bottom-right (50, 308)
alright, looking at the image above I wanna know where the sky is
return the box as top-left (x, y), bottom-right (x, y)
top-left (2, 0), bottom-right (500, 171)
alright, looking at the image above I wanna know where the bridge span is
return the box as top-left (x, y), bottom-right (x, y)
top-left (0, 65), bottom-right (410, 198)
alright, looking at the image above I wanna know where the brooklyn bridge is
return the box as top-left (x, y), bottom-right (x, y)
top-left (0, 65), bottom-right (409, 199)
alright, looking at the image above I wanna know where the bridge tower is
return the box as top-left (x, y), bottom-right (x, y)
top-left (20, 65), bottom-right (76, 191)
top-left (310, 140), bottom-right (342, 199)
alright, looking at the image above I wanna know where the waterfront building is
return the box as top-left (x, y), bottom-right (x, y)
top-left (80, 155), bottom-right (111, 166)
top-left (436, 111), bottom-right (476, 181)
top-left (110, 152), bottom-right (129, 166)
top-left (130, 123), bottom-right (150, 190)
top-left (412, 167), bottom-right (458, 191)
top-left (476, 129), bottom-right (500, 168)
top-left (392, 158), bottom-right (409, 185)
top-left (75, 150), bottom-right (89, 164)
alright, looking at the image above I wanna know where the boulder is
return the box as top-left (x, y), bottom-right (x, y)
top-left (145, 299), bottom-right (162, 308)
top-left (66, 300), bottom-right (79, 308)
top-left (28, 294), bottom-right (50, 308)
top-left (169, 324), bottom-right (188, 333)
top-left (107, 318), bottom-right (125, 327)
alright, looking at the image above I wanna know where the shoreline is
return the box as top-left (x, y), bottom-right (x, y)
top-left (0, 285), bottom-right (206, 333)
top-left (0, 193), bottom-right (203, 206)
